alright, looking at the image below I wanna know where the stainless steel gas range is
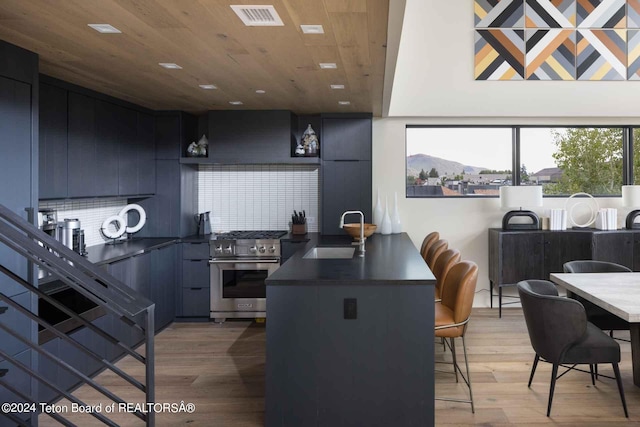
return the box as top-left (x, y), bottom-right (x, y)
top-left (209, 230), bottom-right (287, 322)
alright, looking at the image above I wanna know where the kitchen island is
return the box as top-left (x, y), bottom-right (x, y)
top-left (265, 232), bottom-right (436, 427)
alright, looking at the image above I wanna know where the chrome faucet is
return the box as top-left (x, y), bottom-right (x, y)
top-left (339, 210), bottom-right (366, 254)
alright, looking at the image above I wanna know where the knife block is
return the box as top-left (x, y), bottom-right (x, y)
top-left (292, 223), bottom-right (307, 235)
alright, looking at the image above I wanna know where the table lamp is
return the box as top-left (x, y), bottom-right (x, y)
top-left (499, 185), bottom-right (543, 230)
top-left (622, 185), bottom-right (640, 229)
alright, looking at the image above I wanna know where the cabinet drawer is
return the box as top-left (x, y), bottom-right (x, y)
top-left (182, 243), bottom-right (209, 260)
top-left (182, 259), bottom-right (209, 287)
top-left (182, 287), bottom-right (210, 317)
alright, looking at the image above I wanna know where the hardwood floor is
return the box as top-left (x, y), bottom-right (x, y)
top-left (39, 308), bottom-right (640, 426)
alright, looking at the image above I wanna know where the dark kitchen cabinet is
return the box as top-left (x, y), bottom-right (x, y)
top-left (151, 244), bottom-right (177, 329)
top-left (320, 114), bottom-right (373, 235)
top-left (179, 243), bottom-right (210, 318)
top-left (321, 116), bottom-right (372, 161)
top-left (281, 239), bottom-right (309, 264)
top-left (44, 78), bottom-right (155, 199)
top-left (322, 160), bottom-right (372, 235)
top-left (136, 112), bottom-right (198, 239)
top-left (68, 94), bottom-right (119, 197)
top-left (207, 110), bottom-right (297, 163)
top-left (137, 112), bottom-right (156, 194)
top-left (117, 105), bottom-right (139, 196)
top-left (39, 82), bottom-right (68, 199)
top-left (0, 75), bottom-right (36, 297)
top-left (0, 41), bottom-right (38, 424)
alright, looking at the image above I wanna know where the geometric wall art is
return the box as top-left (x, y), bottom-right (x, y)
top-left (577, 0), bottom-right (626, 28)
top-left (629, 0), bottom-right (640, 26)
top-left (525, 0), bottom-right (576, 28)
top-left (475, 0), bottom-right (640, 80)
top-left (576, 29), bottom-right (627, 79)
top-left (627, 29), bottom-right (640, 78)
top-left (476, 0), bottom-right (525, 27)
top-left (475, 29), bottom-right (525, 79)
top-left (526, 29), bottom-right (576, 79)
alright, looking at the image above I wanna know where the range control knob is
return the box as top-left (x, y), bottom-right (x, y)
top-left (249, 246), bottom-right (258, 254)
top-left (215, 245), bottom-right (223, 254)
top-left (268, 246), bottom-right (276, 253)
top-left (224, 245), bottom-right (233, 254)
top-left (258, 246), bottom-right (266, 254)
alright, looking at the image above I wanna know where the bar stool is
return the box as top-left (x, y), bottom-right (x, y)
top-left (420, 232), bottom-right (440, 263)
top-left (432, 248), bottom-right (460, 301)
top-left (426, 239), bottom-right (448, 270)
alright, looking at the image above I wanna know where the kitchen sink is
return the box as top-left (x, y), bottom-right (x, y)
top-left (303, 246), bottom-right (355, 259)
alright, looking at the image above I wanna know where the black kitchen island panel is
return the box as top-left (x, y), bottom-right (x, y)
top-left (265, 233), bottom-right (435, 427)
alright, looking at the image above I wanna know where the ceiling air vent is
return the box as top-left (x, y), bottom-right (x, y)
top-left (230, 5), bottom-right (284, 26)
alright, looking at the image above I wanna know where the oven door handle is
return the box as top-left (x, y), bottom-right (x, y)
top-left (209, 258), bottom-right (280, 264)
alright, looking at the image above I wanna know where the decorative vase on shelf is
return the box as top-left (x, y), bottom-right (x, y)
top-left (380, 196), bottom-right (392, 235)
top-left (373, 190), bottom-right (383, 233)
top-left (391, 191), bottom-right (402, 234)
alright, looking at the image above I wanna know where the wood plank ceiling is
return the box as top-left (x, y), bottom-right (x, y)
top-left (0, 0), bottom-right (389, 115)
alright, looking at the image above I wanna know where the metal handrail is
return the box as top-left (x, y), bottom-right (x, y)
top-left (0, 203), bottom-right (156, 426)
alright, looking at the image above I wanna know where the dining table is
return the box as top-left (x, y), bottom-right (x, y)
top-left (550, 272), bottom-right (640, 387)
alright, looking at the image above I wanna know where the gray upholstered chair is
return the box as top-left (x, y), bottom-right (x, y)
top-left (517, 279), bottom-right (628, 418)
top-left (563, 260), bottom-right (631, 334)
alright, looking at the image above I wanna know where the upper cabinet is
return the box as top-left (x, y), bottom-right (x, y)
top-left (321, 114), bottom-right (372, 161)
top-left (39, 83), bottom-right (68, 199)
top-left (40, 79), bottom-right (156, 199)
top-left (179, 110), bottom-right (318, 165)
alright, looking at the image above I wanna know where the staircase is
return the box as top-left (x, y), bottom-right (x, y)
top-left (0, 204), bottom-right (156, 426)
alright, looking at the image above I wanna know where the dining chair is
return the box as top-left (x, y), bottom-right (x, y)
top-left (432, 248), bottom-right (461, 301)
top-left (420, 231), bottom-right (440, 263)
top-left (426, 239), bottom-right (448, 270)
top-left (563, 260), bottom-right (631, 335)
top-left (517, 279), bottom-right (628, 418)
top-left (435, 261), bottom-right (478, 412)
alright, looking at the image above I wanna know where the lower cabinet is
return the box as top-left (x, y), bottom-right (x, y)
top-left (106, 244), bottom-right (177, 331)
top-left (179, 243), bottom-right (210, 318)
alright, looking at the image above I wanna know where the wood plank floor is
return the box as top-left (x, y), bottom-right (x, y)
top-left (39, 308), bottom-right (640, 426)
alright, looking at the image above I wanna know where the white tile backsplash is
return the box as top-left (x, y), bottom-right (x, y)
top-left (198, 165), bottom-right (319, 232)
top-left (39, 199), bottom-right (128, 247)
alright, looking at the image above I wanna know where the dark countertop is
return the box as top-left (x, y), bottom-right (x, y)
top-left (267, 232), bottom-right (435, 286)
top-left (84, 237), bottom-right (177, 266)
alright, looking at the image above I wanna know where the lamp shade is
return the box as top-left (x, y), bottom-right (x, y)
top-left (622, 185), bottom-right (640, 207)
top-left (499, 186), bottom-right (543, 209)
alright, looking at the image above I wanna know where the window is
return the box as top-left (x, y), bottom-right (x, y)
top-left (406, 127), bottom-right (512, 197)
top-left (407, 126), bottom-right (631, 197)
top-left (520, 127), bottom-right (623, 196)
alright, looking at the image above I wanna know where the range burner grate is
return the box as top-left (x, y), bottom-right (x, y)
top-left (216, 230), bottom-right (288, 239)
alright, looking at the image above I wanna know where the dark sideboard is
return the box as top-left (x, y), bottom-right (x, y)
top-left (489, 228), bottom-right (639, 317)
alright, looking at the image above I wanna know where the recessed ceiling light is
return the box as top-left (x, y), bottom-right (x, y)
top-left (88, 24), bottom-right (122, 34)
top-left (199, 84), bottom-right (217, 90)
top-left (229, 101), bottom-right (244, 105)
top-left (301, 25), bottom-right (324, 34)
top-left (159, 63), bottom-right (182, 69)
top-left (319, 63), bottom-right (337, 69)
top-left (255, 90), bottom-right (266, 94)
top-left (338, 101), bottom-right (351, 105)
top-left (230, 5), bottom-right (284, 26)
top-left (330, 84), bottom-right (345, 90)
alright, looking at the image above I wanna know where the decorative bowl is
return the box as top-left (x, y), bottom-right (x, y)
top-left (342, 223), bottom-right (377, 239)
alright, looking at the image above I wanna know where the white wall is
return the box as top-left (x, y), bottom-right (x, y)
top-left (372, 117), bottom-right (629, 307)
top-left (389, 0), bottom-right (640, 118)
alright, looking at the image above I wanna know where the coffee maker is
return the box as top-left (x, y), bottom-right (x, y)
top-left (57, 218), bottom-right (87, 256)
top-left (37, 208), bottom-right (58, 238)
